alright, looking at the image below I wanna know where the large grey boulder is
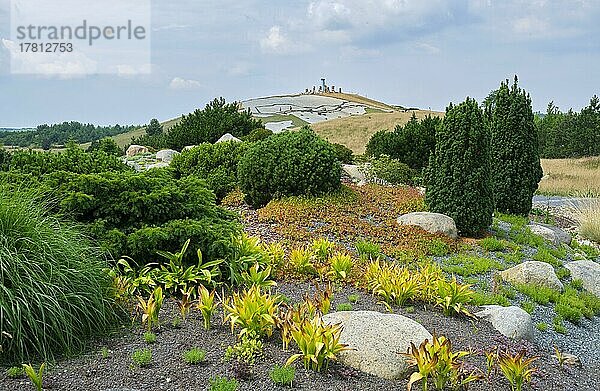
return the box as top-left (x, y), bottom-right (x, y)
top-left (527, 223), bottom-right (572, 246)
top-left (126, 144), bottom-right (148, 157)
top-left (565, 260), bottom-right (600, 297)
top-left (216, 133), bottom-right (242, 143)
top-left (397, 212), bottom-right (458, 239)
top-left (475, 305), bottom-right (534, 341)
top-left (499, 261), bottom-right (564, 291)
top-left (156, 149), bottom-right (180, 163)
top-left (322, 311), bottom-right (432, 380)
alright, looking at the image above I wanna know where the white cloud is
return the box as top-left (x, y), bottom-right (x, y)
top-left (168, 77), bottom-right (202, 90)
top-left (259, 26), bottom-right (309, 55)
top-left (413, 42), bottom-right (441, 55)
top-left (115, 63), bottom-right (152, 77)
top-left (228, 62), bottom-right (253, 76)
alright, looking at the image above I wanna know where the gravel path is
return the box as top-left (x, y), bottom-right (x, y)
top-left (2, 283), bottom-right (597, 391)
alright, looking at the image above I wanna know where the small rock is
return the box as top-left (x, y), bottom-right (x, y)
top-left (322, 310), bottom-right (432, 380)
top-left (527, 223), bottom-right (572, 246)
top-left (156, 149), bottom-right (179, 163)
top-left (146, 162), bottom-right (169, 170)
top-left (499, 261), bottom-right (564, 291)
top-left (216, 133), bottom-right (242, 143)
top-left (126, 145), bottom-right (148, 157)
top-left (565, 260), bottom-right (600, 297)
top-left (397, 212), bottom-right (458, 239)
top-left (342, 164), bottom-right (366, 184)
top-left (182, 145), bottom-right (197, 152)
top-left (475, 305), bottom-right (534, 341)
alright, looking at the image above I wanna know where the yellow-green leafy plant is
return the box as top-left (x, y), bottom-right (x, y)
top-left (155, 239), bottom-right (223, 293)
top-left (137, 286), bottom-right (164, 331)
top-left (328, 252), bottom-right (353, 281)
top-left (435, 277), bottom-right (474, 317)
top-left (262, 242), bottom-right (285, 268)
top-left (241, 263), bottom-right (277, 289)
top-left (414, 263), bottom-right (445, 303)
top-left (227, 233), bottom-right (269, 286)
top-left (305, 283), bottom-right (333, 315)
top-left (275, 304), bottom-right (297, 351)
top-left (497, 349), bottom-right (538, 391)
top-left (403, 334), bottom-right (482, 391)
top-left (177, 287), bottom-right (194, 320)
top-left (365, 260), bottom-right (419, 307)
top-left (196, 285), bottom-right (217, 330)
top-left (22, 363), bottom-right (45, 391)
top-left (286, 317), bottom-right (350, 372)
top-left (290, 247), bottom-right (317, 275)
top-left (311, 238), bottom-right (336, 262)
top-left (223, 285), bottom-right (279, 339)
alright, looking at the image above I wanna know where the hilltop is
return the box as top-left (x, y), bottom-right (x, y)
top-left (111, 92), bottom-right (443, 154)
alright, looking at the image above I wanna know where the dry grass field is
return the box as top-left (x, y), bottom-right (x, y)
top-left (539, 157), bottom-right (600, 196)
top-left (111, 116), bottom-right (182, 148)
top-left (311, 109), bottom-right (443, 154)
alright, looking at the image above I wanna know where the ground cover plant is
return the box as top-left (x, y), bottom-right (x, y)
top-left (257, 183), bottom-right (452, 257)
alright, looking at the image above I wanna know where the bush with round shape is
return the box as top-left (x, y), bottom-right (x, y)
top-left (238, 128), bottom-right (342, 207)
top-left (0, 184), bottom-right (122, 365)
top-left (170, 141), bottom-right (249, 200)
top-left (331, 143), bottom-right (354, 164)
top-left (426, 97), bottom-right (493, 237)
top-left (369, 155), bottom-right (416, 185)
top-left (243, 128), bottom-right (273, 142)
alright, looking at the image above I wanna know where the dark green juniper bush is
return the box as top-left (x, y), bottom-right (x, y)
top-left (426, 97), bottom-right (493, 237)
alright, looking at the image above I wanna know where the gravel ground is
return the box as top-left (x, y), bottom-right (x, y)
top-left (2, 282), bottom-right (598, 391)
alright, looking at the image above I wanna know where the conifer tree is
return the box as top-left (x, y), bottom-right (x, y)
top-left (426, 97), bottom-right (493, 237)
top-left (486, 77), bottom-right (543, 216)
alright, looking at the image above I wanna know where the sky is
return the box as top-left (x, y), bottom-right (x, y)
top-left (0, 0), bottom-right (599, 128)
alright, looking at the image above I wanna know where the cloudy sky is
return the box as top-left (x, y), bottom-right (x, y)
top-left (0, 0), bottom-right (599, 127)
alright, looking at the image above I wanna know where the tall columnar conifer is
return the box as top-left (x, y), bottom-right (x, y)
top-left (426, 97), bottom-right (493, 237)
top-left (486, 77), bottom-right (543, 216)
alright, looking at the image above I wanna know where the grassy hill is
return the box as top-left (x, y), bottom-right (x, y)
top-left (310, 109), bottom-right (442, 154)
top-left (109, 93), bottom-right (443, 153)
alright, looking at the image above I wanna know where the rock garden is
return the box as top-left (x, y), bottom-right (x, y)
top-left (1, 88), bottom-right (599, 391)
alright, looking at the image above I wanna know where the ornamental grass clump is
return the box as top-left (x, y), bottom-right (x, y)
top-left (0, 185), bottom-right (122, 365)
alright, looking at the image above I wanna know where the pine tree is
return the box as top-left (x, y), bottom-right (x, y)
top-left (487, 77), bottom-right (543, 216)
top-left (146, 118), bottom-right (163, 137)
top-left (426, 97), bottom-right (493, 237)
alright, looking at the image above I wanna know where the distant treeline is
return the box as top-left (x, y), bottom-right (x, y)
top-left (536, 95), bottom-right (600, 158)
top-left (0, 121), bottom-right (138, 149)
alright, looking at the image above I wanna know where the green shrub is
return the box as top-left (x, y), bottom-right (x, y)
top-left (171, 141), bottom-right (249, 200)
top-left (486, 77), bottom-right (544, 216)
top-left (243, 128), bottom-right (274, 142)
top-left (520, 301), bottom-right (535, 314)
top-left (183, 347), bottom-right (207, 365)
top-left (331, 143), bottom-right (354, 164)
top-left (426, 98), bottom-right (493, 237)
top-left (336, 303), bottom-right (353, 311)
top-left (553, 316), bottom-right (567, 334)
top-left (238, 128), bottom-right (341, 207)
top-left (369, 155), bottom-right (415, 185)
top-left (536, 322), bottom-right (548, 331)
top-left (143, 332), bottom-right (156, 344)
top-left (209, 376), bottom-right (238, 391)
top-left (513, 283), bottom-right (560, 305)
top-left (0, 185), bottom-right (122, 365)
top-left (2, 143), bottom-right (130, 176)
top-left (165, 97), bottom-right (264, 149)
top-left (5, 366), bottom-right (24, 378)
top-left (87, 137), bottom-right (123, 156)
top-left (270, 365), bottom-right (295, 386)
top-left (355, 240), bottom-right (381, 259)
top-left (132, 348), bottom-right (152, 367)
top-left (365, 114), bottom-right (440, 170)
top-left (425, 239), bottom-right (450, 257)
top-left (43, 169), bottom-right (240, 264)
